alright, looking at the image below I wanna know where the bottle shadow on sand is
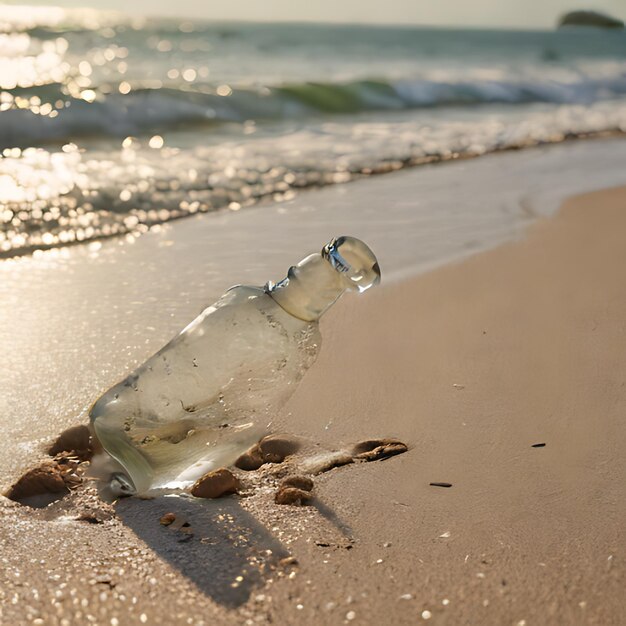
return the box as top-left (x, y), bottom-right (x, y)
top-left (4, 425), bottom-right (404, 610)
top-left (115, 495), bottom-right (293, 609)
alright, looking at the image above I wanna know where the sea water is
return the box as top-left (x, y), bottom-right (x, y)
top-left (1, 5), bottom-right (625, 255)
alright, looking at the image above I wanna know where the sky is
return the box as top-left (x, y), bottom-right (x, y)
top-left (11, 0), bottom-right (626, 29)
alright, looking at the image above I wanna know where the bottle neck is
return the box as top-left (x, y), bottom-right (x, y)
top-left (268, 253), bottom-right (346, 322)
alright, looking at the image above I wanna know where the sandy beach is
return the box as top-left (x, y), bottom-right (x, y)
top-left (1, 177), bottom-right (625, 624)
top-left (280, 185), bottom-right (626, 625)
top-left (2, 7), bottom-right (626, 624)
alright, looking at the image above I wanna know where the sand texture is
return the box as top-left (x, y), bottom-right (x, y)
top-left (1, 186), bottom-right (625, 625)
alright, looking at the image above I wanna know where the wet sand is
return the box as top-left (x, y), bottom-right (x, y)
top-left (2, 185), bottom-right (626, 625)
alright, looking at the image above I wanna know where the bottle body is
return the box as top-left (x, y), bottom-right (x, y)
top-left (90, 236), bottom-right (380, 495)
top-left (90, 285), bottom-right (320, 493)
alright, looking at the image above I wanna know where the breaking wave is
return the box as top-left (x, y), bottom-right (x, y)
top-left (3, 73), bottom-right (626, 146)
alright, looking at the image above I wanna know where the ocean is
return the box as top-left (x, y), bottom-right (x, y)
top-left (1, 5), bottom-right (625, 256)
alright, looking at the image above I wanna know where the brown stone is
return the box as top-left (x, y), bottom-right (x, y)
top-left (234, 444), bottom-right (265, 471)
top-left (352, 439), bottom-right (408, 461)
top-left (280, 475), bottom-right (314, 492)
top-left (235, 435), bottom-right (301, 470)
top-left (190, 468), bottom-right (241, 499)
top-left (160, 512), bottom-right (177, 526)
top-left (5, 463), bottom-right (69, 504)
top-left (258, 434), bottom-right (301, 463)
top-left (274, 486), bottom-right (312, 505)
top-left (47, 425), bottom-right (93, 461)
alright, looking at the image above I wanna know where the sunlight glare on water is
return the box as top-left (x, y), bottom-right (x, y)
top-left (0, 5), bottom-right (625, 256)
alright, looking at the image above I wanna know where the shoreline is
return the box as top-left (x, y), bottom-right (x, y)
top-left (3, 129), bottom-right (626, 260)
top-left (2, 136), bottom-right (626, 278)
top-left (1, 184), bottom-right (625, 624)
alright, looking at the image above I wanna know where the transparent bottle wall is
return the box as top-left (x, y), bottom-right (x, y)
top-left (90, 236), bottom-right (380, 494)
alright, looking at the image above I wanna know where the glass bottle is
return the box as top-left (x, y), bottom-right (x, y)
top-left (90, 236), bottom-right (380, 494)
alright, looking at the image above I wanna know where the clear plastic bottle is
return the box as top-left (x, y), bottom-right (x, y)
top-left (90, 236), bottom-right (380, 495)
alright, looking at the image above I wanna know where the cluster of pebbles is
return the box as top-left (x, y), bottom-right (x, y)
top-left (148, 434), bottom-right (407, 543)
top-left (2, 425), bottom-right (408, 623)
top-left (4, 424), bottom-right (407, 515)
top-left (4, 425), bottom-right (94, 508)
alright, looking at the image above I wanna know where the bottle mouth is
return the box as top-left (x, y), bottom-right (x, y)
top-left (266, 235), bottom-right (381, 321)
top-left (322, 236), bottom-right (381, 293)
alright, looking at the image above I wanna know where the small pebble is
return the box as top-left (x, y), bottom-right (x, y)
top-left (352, 438), bottom-right (408, 461)
top-left (190, 468), bottom-right (240, 499)
top-left (5, 462), bottom-right (69, 505)
top-left (235, 434), bottom-right (301, 469)
top-left (422, 610), bottom-right (432, 620)
top-left (275, 486), bottom-right (312, 505)
top-left (234, 444), bottom-right (265, 471)
top-left (259, 434), bottom-right (301, 463)
top-left (159, 512), bottom-right (176, 526)
top-left (47, 424), bottom-right (94, 461)
top-left (346, 611), bottom-right (356, 621)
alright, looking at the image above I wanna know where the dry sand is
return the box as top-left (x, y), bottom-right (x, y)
top-left (1, 186), bottom-right (625, 625)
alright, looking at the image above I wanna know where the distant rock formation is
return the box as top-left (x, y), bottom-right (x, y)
top-left (558, 10), bottom-right (624, 29)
